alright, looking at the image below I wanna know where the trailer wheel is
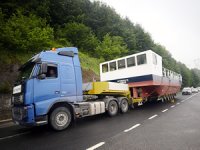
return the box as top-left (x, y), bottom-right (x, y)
top-left (49, 107), bottom-right (71, 131)
top-left (107, 100), bottom-right (118, 117)
top-left (120, 99), bottom-right (129, 113)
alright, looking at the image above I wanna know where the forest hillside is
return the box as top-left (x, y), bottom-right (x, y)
top-left (0, 0), bottom-right (199, 93)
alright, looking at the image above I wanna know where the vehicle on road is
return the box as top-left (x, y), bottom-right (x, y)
top-left (12, 47), bottom-right (182, 131)
top-left (182, 87), bottom-right (192, 95)
top-left (192, 88), bottom-right (198, 93)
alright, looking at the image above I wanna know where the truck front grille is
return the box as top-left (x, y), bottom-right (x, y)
top-left (12, 95), bottom-right (23, 105)
top-left (12, 107), bottom-right (27, 121)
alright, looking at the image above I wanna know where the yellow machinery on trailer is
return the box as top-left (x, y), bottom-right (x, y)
top-left (82, 81), bottom-right (143, 109)
top-left (83, 82), bottom-right (130, 96)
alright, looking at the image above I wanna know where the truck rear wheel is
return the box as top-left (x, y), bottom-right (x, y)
top-left (49, 107), bottom-right (71, 131)
top-left (120, 99), bottom-right (129, 113)
top-left (107, 100), bottom-right (118, 116)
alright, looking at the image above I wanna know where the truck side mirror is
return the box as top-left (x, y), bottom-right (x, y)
top-left (40, 63), bottom-right (47, 75)
top-left (38, 63), bottom-right (47, 80)
top-left (38, 74), bottom-right (46, 80)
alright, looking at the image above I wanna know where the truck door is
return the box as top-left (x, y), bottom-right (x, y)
top-left (60, 64), bottom-right (76, 102)
top-left (33, 64), bottom-right (60, 115)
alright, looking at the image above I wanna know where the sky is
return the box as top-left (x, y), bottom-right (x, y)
top-left (97, 0), bottom-right (200, 69)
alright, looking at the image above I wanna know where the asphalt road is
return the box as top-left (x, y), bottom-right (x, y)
top-left (0, 93), bottom-right (200, 150)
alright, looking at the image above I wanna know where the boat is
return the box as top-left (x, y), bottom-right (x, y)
top-left (100, 50), bottom-right (182, 102)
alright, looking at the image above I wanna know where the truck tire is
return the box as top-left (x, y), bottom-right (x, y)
top-left (120, 99), bottom-right (129, 113)
top-left (107, 100), bottom-right (118, 117)
top-left (49, 107), bottom-right (71, 131)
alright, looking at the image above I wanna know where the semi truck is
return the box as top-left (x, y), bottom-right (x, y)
top-left (12, 47), bottom-right (182, 131)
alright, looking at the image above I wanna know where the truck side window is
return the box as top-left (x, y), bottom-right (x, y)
top-left (102, 63), bottom-right (108, 73)
top-left (137, 54), bottom-right (147, 65)
top-left (46, 66), bottom-right (58, 78)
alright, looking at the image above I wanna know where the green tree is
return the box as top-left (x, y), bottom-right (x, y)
top-left (0, 10), bottom-right (5, 49)
top-left (1, 10), bottom-right (54, 53)
top-left (57, 22), bottom-right (99, 54)
top-left (191, 69), bottom-right (200, 87)
top-left (95, 34), bottom-right (128, 60)
top-left (179, 63), bottom-right (192, 87)
top-left (135, 24), bottom-right (154, 51)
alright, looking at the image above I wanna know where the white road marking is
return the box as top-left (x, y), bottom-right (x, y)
top-left (176, 103), bottom-right (180, 105)
top-left (0, 122), bottom-right (15, 129)
top-left (171, 105), bottom-right (175, 108)
top-left (148, 114), bottom-right (158, 120)
top-left (162, 109), bottom-right (168, 112)
top-left (0, 119), bottom-right (12, 123)
top-left (0, 132), bottom-right (30, 141)
top-left (86, 142), bottom-right (105, 150)
top-left (184, 93), bottom-right (199, 101)
top-left (124, 124), bottom-right (141, 132)
top-left (185, 94), bottom-right (195, 100)
top-left (181, 100), bottom-right (185, 102)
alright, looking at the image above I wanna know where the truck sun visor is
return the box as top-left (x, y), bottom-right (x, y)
top-left (58, 51), bottom-right (75, 57)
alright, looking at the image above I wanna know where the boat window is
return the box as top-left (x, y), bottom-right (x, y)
top-left (162, 68), bottom-right (166, 76)
top-left (102, 63), bottom-right (108, 73)
top-left (137, 54), bottom-right (147, 65)
top-left (166, 70), bottom-right (168, 76)
top-left (152, 53), bottom-right (157, 65)
top-left (109, 61), bottom-right (117, 71)
top-left (127, 56), bottom-right (136, 67)
top-left (118, 59), bottom-right (125, 69)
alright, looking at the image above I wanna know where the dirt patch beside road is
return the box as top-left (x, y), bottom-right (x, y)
top-left (0, 110), bottom-right (11, 121)
top-left (0, 94), bottom-right (11, 121)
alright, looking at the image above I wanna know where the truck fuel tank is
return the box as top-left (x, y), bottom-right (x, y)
top-left (74, 101), bottom-right (105, 117)
top-left (89, 101), bottom-right (105, 115)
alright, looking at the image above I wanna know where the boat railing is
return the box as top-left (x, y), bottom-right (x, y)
top-left (162, 67), bottom-right (182, 81)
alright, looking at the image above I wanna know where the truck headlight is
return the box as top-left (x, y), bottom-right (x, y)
top-left (11, 97), bottom-right (14, 104)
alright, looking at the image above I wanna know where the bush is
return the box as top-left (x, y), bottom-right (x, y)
top-left (0, 81), bottom-right (11, 94)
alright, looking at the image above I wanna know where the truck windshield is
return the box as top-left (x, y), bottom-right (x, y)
top-left (17, 54), bottom-right (40, 80)
top-left (18, 62), bottom-right (35, 80)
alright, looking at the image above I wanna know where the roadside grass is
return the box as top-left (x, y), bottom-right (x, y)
top-left (79, 52), bottom-right (104, 76)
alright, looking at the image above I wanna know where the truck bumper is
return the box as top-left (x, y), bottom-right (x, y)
top-left (12, 104), bottom-right (47, 126)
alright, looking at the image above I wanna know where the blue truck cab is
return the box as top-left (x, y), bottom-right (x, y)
top-left (12, 47), bottom-right (130, 131)
top-left (12, 47), bottom-right (83, 130)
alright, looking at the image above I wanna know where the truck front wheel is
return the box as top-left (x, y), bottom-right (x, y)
top-left (49, 107), bottom-right (71, 131)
